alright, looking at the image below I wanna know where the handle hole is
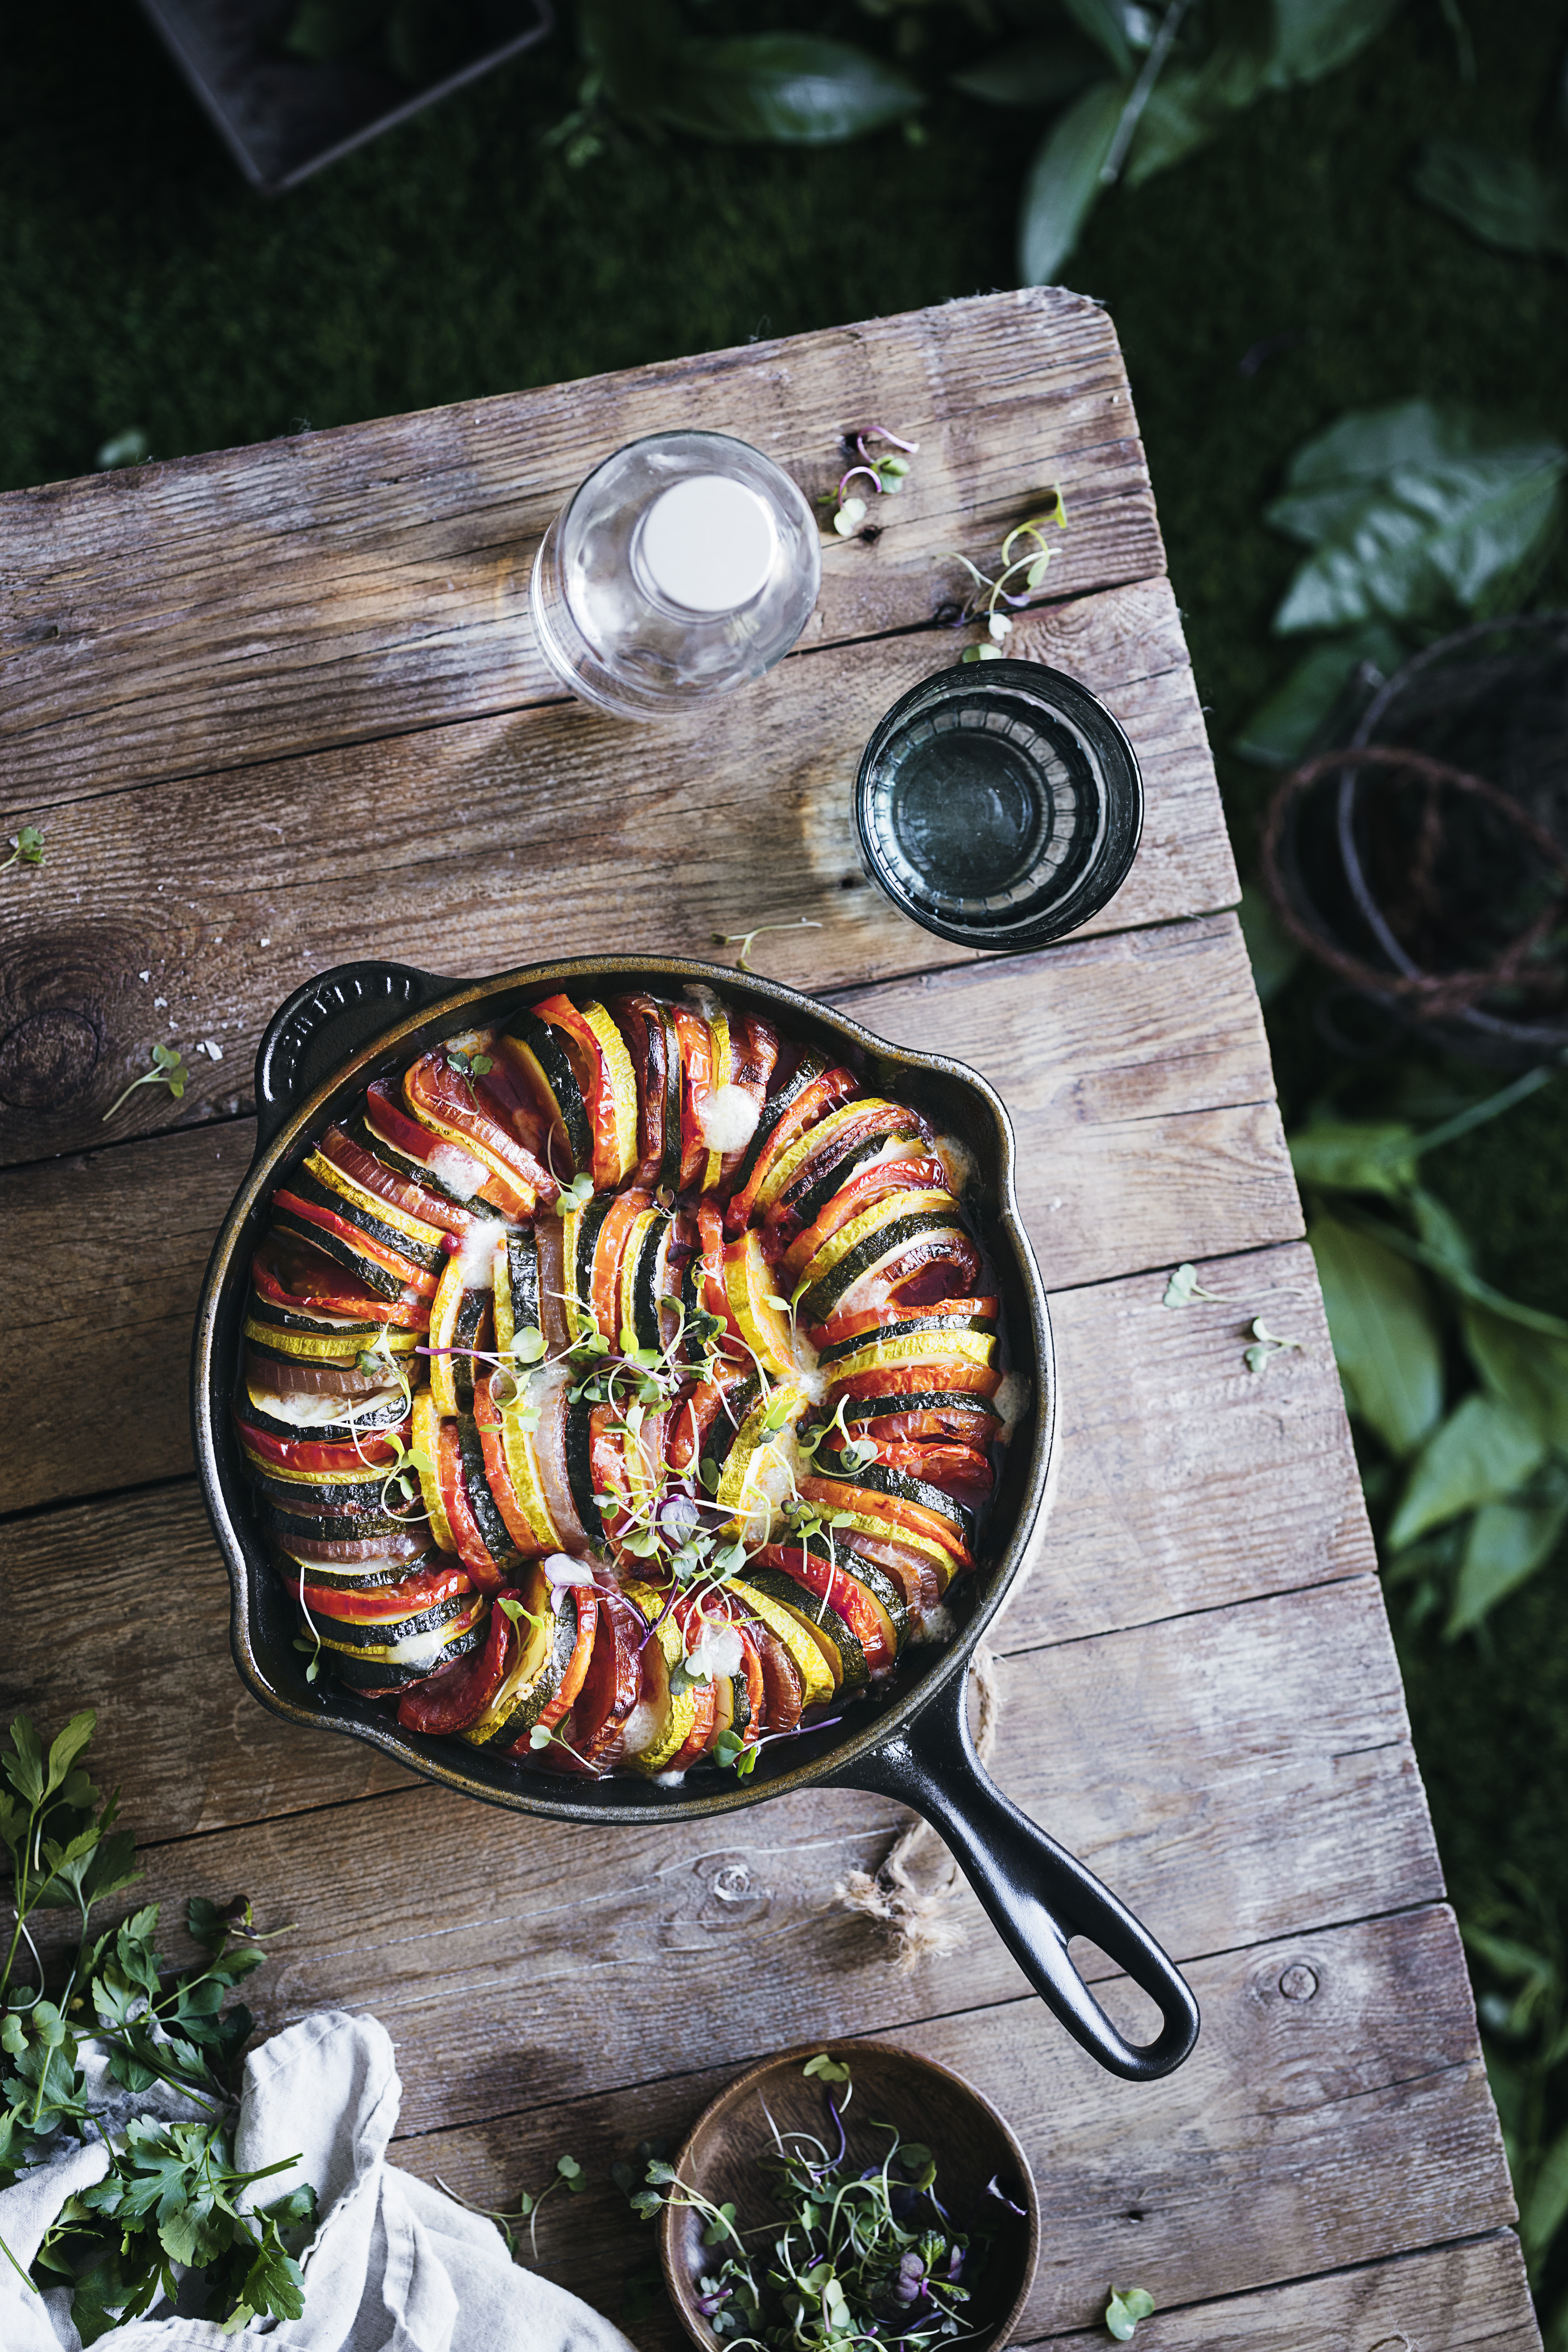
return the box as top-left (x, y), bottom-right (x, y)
top-left (1066, 1940), bottom-right (1165, 2043)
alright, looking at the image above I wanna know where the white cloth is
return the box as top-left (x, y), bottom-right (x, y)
top-left (0, 2011), bottom-right (638, 2352)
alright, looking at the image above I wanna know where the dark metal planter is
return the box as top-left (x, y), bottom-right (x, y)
top-left (138, 0), bottom-right (553, 193)
top-left (192, 954), bottom-right (1199, 2081)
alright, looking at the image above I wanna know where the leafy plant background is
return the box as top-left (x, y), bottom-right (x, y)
top-left (3, 0), bottom-right (1568, 2334)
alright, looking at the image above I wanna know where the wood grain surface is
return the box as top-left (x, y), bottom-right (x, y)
top-left (0, 912), bottom-right (1293, 1503)
top-left (0, 577), bottom-right (1232, 1161)
top-left (380, 1910), bottom-right (1511, 2340)
top-left (0, 1242), bottom-right (1369, 1840)
top-left (0, 291), bottom-right (1159, 802)
top-left (0, 288), bottom-right (1525, 2348)
top-left (23, 1575), bottom-right (1441, 2138)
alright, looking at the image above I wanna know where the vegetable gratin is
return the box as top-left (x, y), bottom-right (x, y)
top-left (236, 984), bottom-right (1015, 1781)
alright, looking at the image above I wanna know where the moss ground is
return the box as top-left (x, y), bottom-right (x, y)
top-left (3, 0), bottom-right (1566, 2148)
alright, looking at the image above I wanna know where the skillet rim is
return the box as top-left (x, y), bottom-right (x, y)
top-left (191, 951), bottom-right (1055, 1825)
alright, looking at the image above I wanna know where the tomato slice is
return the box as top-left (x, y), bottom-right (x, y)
top-left (284, 1561), bottom-right (473, 1623)
top-left (799, 1476), bottom-right (970, 1565)
top-left (544, 1586), bottom-right (645, 1772)
top-left (723, 1067), bottom-right (860, 1236)
top-left (272, 1189), bottom-right (441, 1299)
top-left (436, 1417), bottom-right (507, 1589)
top-left (236, 1410), bottom-right (410, 1477)
top-left (856, 1441), bottom-right (995, 1504)
top-left (396, 1600), bottom-right (509, 1734)
top-left (781, 1156), bottom-right (950, 1282)
top-left (319, 1125), bottom-right (473, 1237)
top-left (532, 1588), bottom-right (600, 1738)
top-left (252, 1234), bottom-right (430, 1329)
top-left (403, 1046), bottom-right (554, 1213)
top-left (590, 1188), bottom-right (652, 1340)
top-left (756, 1545), bottom-right (895, 1676)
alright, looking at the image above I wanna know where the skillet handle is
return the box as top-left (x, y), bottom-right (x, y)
top-left (253, 961), bottom-right (456, 1158)
top-left (830, 1663), bottom-right (1200, 2082)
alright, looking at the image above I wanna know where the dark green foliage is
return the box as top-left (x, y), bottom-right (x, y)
top-left (0, 1712), bottom-right (311, 2334)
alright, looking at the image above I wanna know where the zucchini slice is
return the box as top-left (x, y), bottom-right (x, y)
top-left (564, 1391), bottom-right (606, 1548)
top-left (464, 1571), bottom-right (580, 1748)
top-left (456, 1413), bottom-right (525, 1574)
top-left (722, 1577), bottom-right (836, 1709)
top-left (411, 1388), bottom-right (459, 1554)
top-left (502, 1008), bottom-right (593, 1177)
top-left (492, 1231), bottom-right (542, 1365)
top-left (813, 1453), bottom-right (979, 1544)
top-left (618, 1207), bottom-right (669, 1357)
top-left (798, 1198), bottom-right (968, 1327)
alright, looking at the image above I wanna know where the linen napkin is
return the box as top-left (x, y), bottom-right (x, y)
top-left (0, 2010), bottom-right (638, 2352)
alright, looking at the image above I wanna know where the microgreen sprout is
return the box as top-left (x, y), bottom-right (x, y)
top-left (555, 1171), bottom-right (596, 1215)
top-left (939, 495), bottom-right (1067, 662)
top-left (435, 2152), bottom-right (585, 2263)
top-left (1244, 1318), bottom-right (1304, 1375)
top-left (1162, 1262), bottom-right (1234, 1308)
top-left (1165, 1263), bottom-right (1307, 1373)
top-left (446, 1047), bottom-right (494, 1079)
top-left (712, 916), bottom-right (824, 973)
top-left (1, 825), bottom-right (44, 873)
top-left (630, 2056), bottom-right (994, 2349)
top-left (101, 1041), bottom-right (188, 1123)
top-left (822, 425), bottom-right (921, 536)
top-left (1104, 2286), bottom-right (1156, 2341)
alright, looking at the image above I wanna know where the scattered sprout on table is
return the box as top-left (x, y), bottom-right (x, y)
top-left (1, 825), bottom-right (44, 874)
top-left (824, 425), bottom-right (921, 536)
top-left (1104, 2285), bottom-right (1156, 2340)
top-left (101, 1042), bottom-right (189, 1124)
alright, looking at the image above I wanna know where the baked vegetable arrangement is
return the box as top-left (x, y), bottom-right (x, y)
top-left (237, 987), bottom-right (1011, 1781)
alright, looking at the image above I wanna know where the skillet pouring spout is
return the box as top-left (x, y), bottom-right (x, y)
top-left (828, 1662), bottom-right (1200, 2082)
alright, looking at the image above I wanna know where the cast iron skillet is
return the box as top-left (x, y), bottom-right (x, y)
top-left (191, 954), bottom-right (1200, 2083)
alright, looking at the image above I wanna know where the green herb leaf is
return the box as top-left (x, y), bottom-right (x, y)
top-left (1412, 141), bottom-right (1568, 262)
top-left (802, 2052), bottom-right (851, 2083)
top-left (1105, 2284), bottom-right (1155, 2340)
top-left (1309, 1213), bottom-right (1444, 1458)
top-left (1017, 80), bottom-right (1127, 286)
top-left (1387, 1393), bottom-right (1547, 1553)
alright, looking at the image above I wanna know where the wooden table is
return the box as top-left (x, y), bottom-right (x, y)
top-left (0, 289), bottom-right (1538, 2349)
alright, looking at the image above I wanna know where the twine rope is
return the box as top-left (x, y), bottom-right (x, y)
top-left (1258, 745), bottom-right (1568, 1019)
top-left (834, 1646), bottom-right (1002, 1969)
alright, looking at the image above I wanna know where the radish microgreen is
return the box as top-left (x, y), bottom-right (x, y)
top-left (820, 425), bottom-right (921, 536)
top-left (628, 2055), bottom-right (995, 2348)
top-left (434, 2151), bottom-right (584, 2263)
top-left (101, 1042), bottom-right (188, 1124)
top-left (711, 916), bottom-right (823, 973)
top-left (940, 498), bottom-right (1067, 663)
top-left (1164, 1263), bottom-right (1307, 1373)
top-left (1104, 2286), bottom-right (1156, 2340)
top-left (1, 825), bottom-right (44, 873)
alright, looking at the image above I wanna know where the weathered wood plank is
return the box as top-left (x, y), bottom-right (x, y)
top-left (1023, 2237), bottom-right (1539, 2352)
top-left (0, 911), bottom-right (1292, 1502)
top-left (378, 1911), bottom-right (1514, 2342)
top-left (0, 1240), bottom-right (1371, 1839)
top-left (0, 292), bottom-right (1164, 802)
top-left (20, 1577), bottom-right (1441, 2133)
top-left (0, 577), bottom-right (1233, 1161)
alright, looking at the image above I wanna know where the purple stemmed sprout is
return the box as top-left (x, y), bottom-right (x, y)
top-left (939, 495), bottom-right (1068, 662)
top-left (827, 426), bottom-right (920, 538)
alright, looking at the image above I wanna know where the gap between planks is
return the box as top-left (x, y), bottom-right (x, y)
top-left (0, 910), bottom-right (1298, 1512)
top-left (362, 1910), bottom-right (1514, 2343)
top-left (0, 574), bottom-right (1234, 1159)
top-left (0, 291), bottom-right (1165, 801)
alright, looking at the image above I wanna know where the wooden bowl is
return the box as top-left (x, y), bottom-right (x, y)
top-left (659, 2040), bottom-right (1040, 2352)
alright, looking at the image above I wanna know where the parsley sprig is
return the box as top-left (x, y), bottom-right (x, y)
top-left (0, 1709), bottom-right (314, 2338)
